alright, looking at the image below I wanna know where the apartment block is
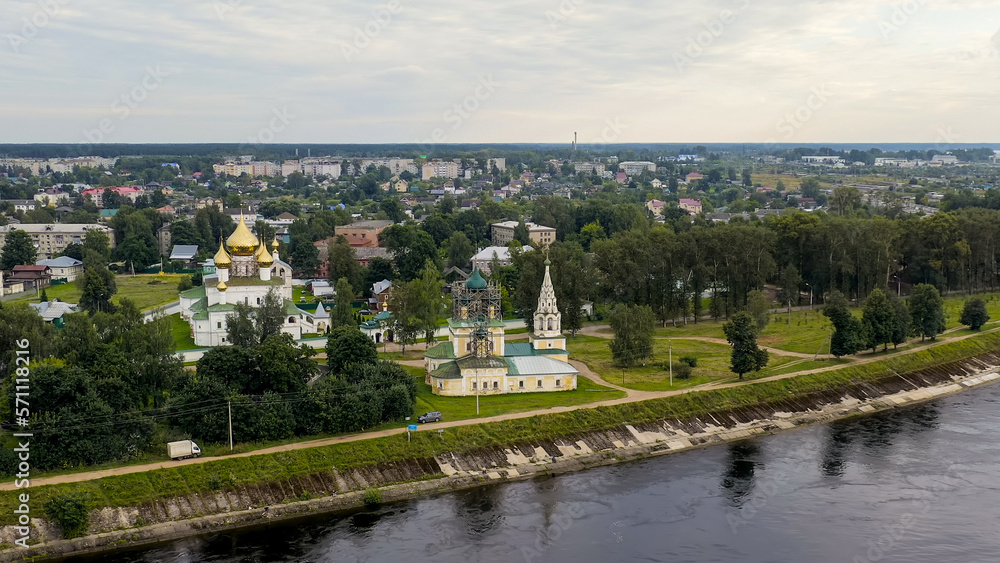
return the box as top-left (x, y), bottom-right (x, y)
top-left (490, 220), bottom-right (556, 247)
top-left (0, 224), bottom-right (115, 259)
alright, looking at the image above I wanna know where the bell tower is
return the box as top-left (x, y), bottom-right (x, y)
top-left (530, 254), bottom-right (566, 351)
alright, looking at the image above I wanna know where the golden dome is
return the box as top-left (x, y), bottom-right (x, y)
top-left (226, 212), bottom-right (259, 256)
top-left (217, 281), bottom-right (228, 291)
top-left (213, 239), bottom-right (232, 268)
top-left (271, 237), bottom-right (280, 250)
top-left (255, 241), bottom-right (274, 267)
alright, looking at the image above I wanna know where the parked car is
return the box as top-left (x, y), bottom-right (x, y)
top-left (417, 411), bottom-right (442, 423)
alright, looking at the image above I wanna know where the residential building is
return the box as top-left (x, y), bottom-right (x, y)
top-left (80, 186), bottom-right (143, 208)
top-left (685, 172), bottom-right (705, 183)
top-left (679, 198), bottom-right (703, 215)
top-left (490, 220), bottom-right (556, 247)
top-left (646, 200), bottom-right (666, 216)
top-left (29, 300), bottom-right (79, 326)
top-left (618, 161), bottom-right (656, 176)
top-left (36, 256), bottom-right (84, 282)
top-left (7, 265), bottom-right (51, 290)
top-left (336, 220), bottom-right (393, 248)
top-left (471, 245), bottom-right (533, 274)
top-left (423, 263), bottom-right (578, 396)
top-left (573, 162), bottom-right (606, 176)
top-left (33, 188), bottom-right (71, 206)
top-left (157, 224), bottom-right (173, 257)
top-left (1, 200), bottom-right (37, 213)
top-left (360, 158), bottom-right (417, 176)
top-left (0, 224), bottom-right (115, 259)
top-left (422, 159), bottom-right (460, 180)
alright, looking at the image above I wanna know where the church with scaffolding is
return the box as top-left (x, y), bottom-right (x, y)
top-left (424, 258), bottom-right (578, 396)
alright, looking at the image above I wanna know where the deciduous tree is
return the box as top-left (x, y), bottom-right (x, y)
top-left (959, 297), bottom-right (989, 330)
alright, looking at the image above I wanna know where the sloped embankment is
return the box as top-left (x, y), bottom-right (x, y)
top-left (4, 349), bottom-right (1000, 561)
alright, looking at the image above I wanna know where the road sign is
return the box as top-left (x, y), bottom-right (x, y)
top-left (408, 424), bottom-right (418, 431)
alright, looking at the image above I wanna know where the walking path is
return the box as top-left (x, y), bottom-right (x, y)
top-left (7, 321), bottom-right (999, 491)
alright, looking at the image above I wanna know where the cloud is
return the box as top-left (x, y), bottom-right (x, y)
top-left (1, 0), bottom-right (999, 143)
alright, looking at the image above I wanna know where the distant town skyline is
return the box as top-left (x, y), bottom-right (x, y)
top-left (3, 0), bottom-right (999, 145)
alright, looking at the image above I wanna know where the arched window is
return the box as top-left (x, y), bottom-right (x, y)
top-left (547, 318), bottom-right (553, 331)
top-left (288, 316), bottom-right (296, 324)
top-left (256, 298), bottom-right (261, 305)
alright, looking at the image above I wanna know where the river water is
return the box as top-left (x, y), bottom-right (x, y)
top-left (72, 381), bottom-right (1000, 563)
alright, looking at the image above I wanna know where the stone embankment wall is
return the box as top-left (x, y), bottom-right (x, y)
top-left (4, 353), bottom-right (1000, 561)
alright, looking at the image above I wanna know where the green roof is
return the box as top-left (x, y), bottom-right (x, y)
top-left (425, 342), bottom-right (456, 359)
top-left (180, 286), bottom-right (207, 299)
top-left (191, 311), bottom-right (208, 320)
top-left (504, 343), bottom-right (537, 357)
top-left (429, 362), bottom-right (461, 380)
top-left (456, 356), bottom-right (508, 369)
top-left (466, 269), bottom-right (487, 290)
top-left (207, 304), bottom-right (238, 313)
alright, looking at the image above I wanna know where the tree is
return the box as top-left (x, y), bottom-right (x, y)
top-left (608, 304), bottom-right (655, 369)
top-left (446, 231), bottom-right (476, 269)
top-left (959, 297), bottom-right (990, 330)
top-left (386, 281), bottom-right (422, 353)
top-left (777, 264), bottom-right (801, 324)
top-left (328, 236), bottom-right (361, 289)
top-left (288, 233), bottom-right (319, 277)
top-left (225, 303), bottom-right (258, 347)
top-left (413, 260), bottom-right (447, 347)
top-left (333, 277), bottom-right (356, 328)
top-left (225, 288), bottom-right (285, 346)
top-left (823, 291), bottom-right (863, 358)
top-left (746, 289), bottom-right (770, 331)
top-left (0, 229), bottom-right (36, 270)
top-left (861, 289), bottom-right (895, 351)
top-left (82, 228), bottom-right (112, 262)
top-left (908, 283), bottom-right (946, 341)
top-left (513, 220), bottom-right (531, 246)
top-left (325, 326), bottom-right (377, 374)
top-left (889, 293), bottom-right (910, 349)
top-left (79, 249), bottom-right (117, 314)
top-left (723, 311), bottom-right (769, 380)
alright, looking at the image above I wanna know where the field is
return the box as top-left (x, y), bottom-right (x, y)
top-left (169, 313), bottom-right (198, 351)
top-left (566, 334), bottom-right (815, 391)
top-left (7, 274), bottom-right (183, 311)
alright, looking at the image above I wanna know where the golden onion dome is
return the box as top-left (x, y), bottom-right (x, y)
top-left (217, 281), bottom-right (228, 291)
top-left (226, 213), bottom-right (259, 256)
top-left (255, 241), bottom-right (274, 266)
top-left (271, 237), bottom-right (280, 250)
top-left (213, 239), bottom-right (232, 268)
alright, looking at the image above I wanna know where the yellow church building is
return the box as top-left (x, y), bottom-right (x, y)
top-left (424, 258), bottom-right (578, 396)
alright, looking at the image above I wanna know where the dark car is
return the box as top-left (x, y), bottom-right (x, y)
top-left (417, 411), bottom-right (442, 423)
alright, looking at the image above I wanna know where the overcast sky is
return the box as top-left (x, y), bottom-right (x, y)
top-left (2, 0), bottom-right (998, 144)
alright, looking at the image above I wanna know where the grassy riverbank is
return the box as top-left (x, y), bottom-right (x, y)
top-left (4, 328), bottom-right (1000, 528)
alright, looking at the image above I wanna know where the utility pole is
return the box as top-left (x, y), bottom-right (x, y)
top-left (228, 401), bottom-right (233, 451)
top-left (669, 341), bottom-right (673, 386)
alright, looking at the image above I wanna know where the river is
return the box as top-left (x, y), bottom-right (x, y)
top-left (69, 381), bottom-right (1000, 563)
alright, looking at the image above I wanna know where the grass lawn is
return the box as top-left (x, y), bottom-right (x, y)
top-left (567, 334), bottom-right (808, 392)
top-left (8, 274), bottom-right (183, 311)
top-left (378, 350), bottom-right (425, 361)
top-left (410, 372), bottom-right (626, 422)
top-left (169, 313), bottom-right (198, 351)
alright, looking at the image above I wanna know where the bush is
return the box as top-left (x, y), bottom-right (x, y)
top-left (44, 492), bottom-right (92, 539)
top-left (178, 276), bottom-right (193, 292)
top-left (680, 355), bottom-right (698, 368)
top-left (363, 488), bottom-right (382, 507)
top-left (672, 362), bottom-right (693, 380)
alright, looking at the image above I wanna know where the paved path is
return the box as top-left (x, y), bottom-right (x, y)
top-left (8, 321), bottom-right (999, 491)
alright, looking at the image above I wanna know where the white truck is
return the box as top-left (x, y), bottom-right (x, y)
top-left (167, 440), bottom-right (202, 460)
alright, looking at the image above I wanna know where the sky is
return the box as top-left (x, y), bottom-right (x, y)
top-left (2, 0), bottom-right (999, 145)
